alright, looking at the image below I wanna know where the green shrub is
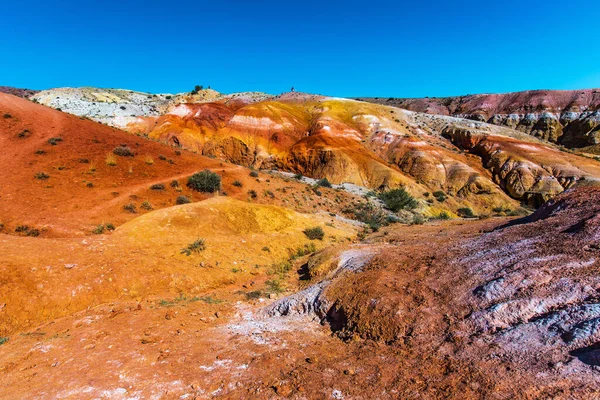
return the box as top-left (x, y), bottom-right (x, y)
top-left (34, 172), bottom-right (50, 180)
top-left (378, 188), bottom-right (418, 212)
top-left (0, 337), bottom-right (8, 346)
top-left (181, 238), bottom-right (206, 256)
top-left (170, 180), bottom-right (180, 188)
top-left (47, 137), bottom-right (63, 146)
top-left (140, 201), bottom-right (153, 210)
top-left (249, 171), bottom-right (259, 178)
top-left (248, 189), bottom-right (257, 199)
top-left (92, 225), bottom-right (105, 234)
top-left (123, 203), bottom-right (137, 213)
top-left (113, 146), bottom-right (134, 157)
top-left (35, 149), bottom-right (46, 155)
top-left (433, 191), bottom-right (447, 202)
top-left (2, 113), bottom-right (12, 119)
top-left (176, 195), bottom-right (191, 204)
top-left (316, 178), bottom-right (332, 188)
top-left (293, 173), bottom-right (303, 180)
top-left (232, 180), bottom-right (243, 187)
top-left (303, 226), bottom-right (325, 240)
top-left (187, 170), bottom-right (221, 193)
top-left (434, 211), bottom-right (451, 220)
top-left (457, 207), bottom-right (475, 218)
top-left (150, 183), bottom-right (165, 191)
top-left (411, 214), bottom-right (426, 225)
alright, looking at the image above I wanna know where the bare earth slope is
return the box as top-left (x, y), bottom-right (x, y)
top-left (0, 93), bottom-right (362, 236)
top-left (1, 189), bottom-right (598, 398)
top-left (358, 89), bottom-right (600, 148)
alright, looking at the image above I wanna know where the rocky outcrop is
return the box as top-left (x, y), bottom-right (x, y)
top-left (358, 89), bottom-right (600, 149)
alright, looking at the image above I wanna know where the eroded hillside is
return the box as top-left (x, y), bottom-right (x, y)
top-left (358, 89), bottom-right (600, 150)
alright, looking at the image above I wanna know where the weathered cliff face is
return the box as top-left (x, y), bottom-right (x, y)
top-left (358, 89), bottom-right (600, 149)
top-left (24, 86), bottom-right (600, 211)
top-left (120, 95), bottom-right (600, 213)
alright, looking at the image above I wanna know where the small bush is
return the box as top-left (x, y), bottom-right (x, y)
top-left (79, 158), bottom-right (89, 164)
top-left (378, 188), bottom-right (418, 212)
top-left (105, 223), bottom-right (115, 231)
top-left (0, 337), bottom-right (8, 346)
top-left (293, 173), bottom-right (303, 180)
top-left (433, 191), bottom-right (447, 202)
top-left (181, 238), bottom-right (206, 256)
top-left (316, 178), bottom-right (332, 188)
top-left (249, 171), bottom-right (259, 178)
top-left (457, 207), bottom-right (475, 218)
top-left (232, 180), bottom-right (243, 187)
top-left (248, 189), bottom-right (257, 199)
top-left (35, 149), bottom-right (46, 155)
top-left (2, 113), bottom-right (12, 119)
top-left (264, 190), bottom-right (275, 198)
top-left (150, 183), bottom-right (165, 191)
top-left (47, 137), bottom-right (63, 146)
top-left (176, 195), bottom-right (191, 204)
top-left (34, 172), bottom-right (50, 180)
top-left (140, 201), bottom-right (153, 210)
top-left (15, 225), bottom-right (40, 237)
top-left (411, 214), bottom-right (426, 225)
top-left (123, 203), bottom-right (137, 213)
top-left (158, 155), bottom-right (167, 161)
top-left (113, 146), bottom-right (134, 157)
top-left (92, 225), bottom-right (106, 234)
top-left (434, 211), bottom-right (451, 220)
top-left (170, 180), bottom-right (180, 188)
top-left (187, 170), bottom-right (221, 193)
top-left (303, 226), bottom-right (325, 240)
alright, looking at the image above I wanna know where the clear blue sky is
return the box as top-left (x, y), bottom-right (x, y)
top-left (1, 0), bottom-right (599, 97)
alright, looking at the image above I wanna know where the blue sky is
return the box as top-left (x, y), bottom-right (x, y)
top-left (1, 0), bottom-right (599, 97)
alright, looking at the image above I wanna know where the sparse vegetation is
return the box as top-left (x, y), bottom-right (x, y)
top-left (150, 183), bottom-right (165, 191)
top-left (34, 172), bottom-right (50, 180)
top-left (457, 207), bottom-right (475, 218)
top-left (176, 195), bottom-right (191, 204)
top-left (15, 225), bottom-right (40, 237)
top-left (249, 171), bottom-right (259, 178)
top-left (123, 203), bottom-right (137, 213)
top-left (293, 173), bottom-right (303, 180)
top-left (181, 238), bottom-right (206, 256)
top-left (0, 337), bottom-right (8, 346)
top-left (411, 214), bottom-right (426, 225)
top-left (433, 191), bottom-right (447, 202)
top-left (378, 188), bottom-right (418, 212)
top-left (316, 178), bottom-right (332, 188)
top-left (47, 137), bottom-right (63, 146)
top-left (187, 170), bottom-right (221, 193)
top-left (113, 146), bottom-right (134, 157)
top-left (248, 189), bottom-right (258, 199)
top-left (140, 201), bottom-right (153, 210)
top-left (35, 149), bottom-right (46, 155)
top-left (232, 180), bottom-right (243, 187)
top-left (303, 226), bottom-right (325, 240)
top-left (2, 113), bottom-right (12, 119)
top-left (433, 211), bottom-right (451, 220)
top-left (92, 223), bottom-right (114, 234)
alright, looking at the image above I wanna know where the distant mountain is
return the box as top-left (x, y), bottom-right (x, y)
top-left (357, 89), bottom-right (600, 149)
